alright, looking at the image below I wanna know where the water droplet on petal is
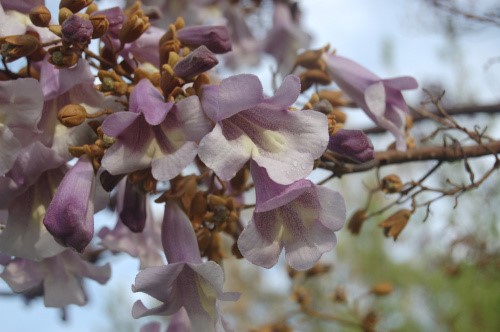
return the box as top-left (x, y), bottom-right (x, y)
top-left (293, 160), bottom-right (298, 167)
top-left (301, 164), bottom-right (307, 170)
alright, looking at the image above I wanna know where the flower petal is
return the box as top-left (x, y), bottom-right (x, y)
top-left (198, 123), bottom-right (252, 181)
top-left (237, 214), bottom-right (283, 269)
top-left (130, 79), bottom-right (173, 125)
top-left (213, 74), bottom-right (264, 121)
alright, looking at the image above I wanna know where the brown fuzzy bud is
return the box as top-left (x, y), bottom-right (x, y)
top-left (59, 7), bottom-right (73, 24)
top-left (305, 263), bottom-right (332, 278)
top-left (119, 12), bottom-right (150, 44)
top-left (312, 99), bottom-right (334, 115)
top-left (332, 286), bottom-right (347, 303)
top-left (29, 5), bottom-right (52, 27)
top-left (299, 69), bottom-right (332, 92)
top-left (347, 209), bottom-right (367, 235)
top-left (381, 174), bottom-right (403, 193)
top-left (371, 282), bottom-right (393, 296)
top-left (85, 3), bottom-right (98, 15)
top-left (60, 0), bottom-right (94, 13)
top-left (89, 14), bottom-right (109, 39)
top-left (0, 34), bottom-right (40, 62)
top-left (295, 48), bottom-right (325, 70)
top-left (317, 90), bottom-right (350, 107)
top-left (379, 209), bottom-right (412, 240)
top-left (49, 25), bottom-right (62, 37)
top-left (58, 104), bottom-right (87, 127)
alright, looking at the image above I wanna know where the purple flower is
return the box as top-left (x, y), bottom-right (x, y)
top-left (264, 2), bottom-right (310, 72)
top-left (101, 79), bottom-right (211, 181)
top-left (61, 14), bottom-right (93, 44)
top-left (132, 202), bottom-right (239, 331)
top-left (1, 0), bottom-right (44, 14)
top-left (323, 54), bottom-right (418, 151)
top-left (0, 249), bottom-right (110, 307)
top-left (43, 156), bottom-right (96, 252)
top-left (198, 74), bottom-right (328, 185)
top-left (237, 161), bottom-right (346, 270)
top-left (328, 129), bottom-right (375, 163)
top-left (177, 25), bottom-right (232, 54)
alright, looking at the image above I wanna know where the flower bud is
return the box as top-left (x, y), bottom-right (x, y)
top-left (29, 5), bottom-right (52, 27)
top-left (317, 89), bottom-right (350, 107)
top-left (177, 25), bottom-right (232, 54)
top-left (58, 104), bottom-right (87, 127)
top-left (60, 0), bottom-right (94, 13)
top-left (89, 14), bottom-right (109, 39)
top-left (327, 129), bottom-right (375, 163)
top-left (173, 45), bottom-right (218, 79)
top-left (299, 69), bottom-right (331, 92)
top-left (118, 12), bottom-right (150, 44)
top-left (379, 209), bottom-right (412, 240)
top-left (62, 14), bottom-right (94, 43)
top-left (0, 35), bottom-right (40, 62)
top-left (381, 174), bottom-right (403, 193)
top-left (43, 157), bottom-right (96, 252)
top-left (59, 7), bottom-right (73, 24)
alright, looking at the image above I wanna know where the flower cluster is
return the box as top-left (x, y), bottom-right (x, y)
top-left (0, 1), bottom-right (418, 331)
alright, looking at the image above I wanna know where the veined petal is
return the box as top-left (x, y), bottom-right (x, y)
top-left (162, 202), bottom-right (202, 264)
top-left (102, 112), bottom-right (140, 137)
top-left (0, 78), bottom-right (43, 129)
top-left (40, 59), bottom-right (94, 100)
top-left (364, 81), bottom-right (387, 118)
top-left (152, 141), bottom-right (198, 181)
top-left (264, 75), bottom-right (300, 109)
top-left (132, 264), bottom-right (185, 301)
top-left (247, 108), bottom-right (328, 185)
top-left (237, 214), bottom-right (283, 269)
top-left (175, 95), bottom-right (212, 142)
top-left (101, 117), bottom-right (154, 176)
top-left (383, 76), bottom-right (418, 90)
top-left (0, 173), bottom-right (66, 260)
top-left (198, 123), bottom-right (253, 181)
top-left (0, 125), bottom-right (21, 175)
top-left (130, 79), bottom-right (173, 125)
top-left (212, 74), bottom-right (264, 121)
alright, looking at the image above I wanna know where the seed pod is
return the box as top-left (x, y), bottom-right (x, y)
top-left (347, 209), bottom-right (367, 235)
top-left (379, 209), bottom-right (412, 240)
top-left (381, 174), bottom-right (403, 193)
top-left (371, 282), bottom-right (393, 296)
top-left (59, 0), bottom-right (94, 13)
top-left (0, 34), bottom-right (40, 62)
top-left (89, 14), bottom-right (109, 39)
top-left (118, 12), bottom-right (150, 44)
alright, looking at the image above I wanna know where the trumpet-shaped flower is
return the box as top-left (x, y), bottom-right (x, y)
top-left (238, 162), bottom-right (346, 270)
top-left (0, 249), bottom-right (110, 307)
top-left (324, 54), bottom-right (418, 150)
top-left (198, 74), bottom-right (328, 185)
top-left (132, 202), bottom-right (239, 332)
top-left (101, 79), bottom-right (211, 181)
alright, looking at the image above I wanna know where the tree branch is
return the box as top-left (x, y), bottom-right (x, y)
top-left (364, 104), bottom-right (500, 134)
top-left (320, 140), bottom-right (500, 176)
